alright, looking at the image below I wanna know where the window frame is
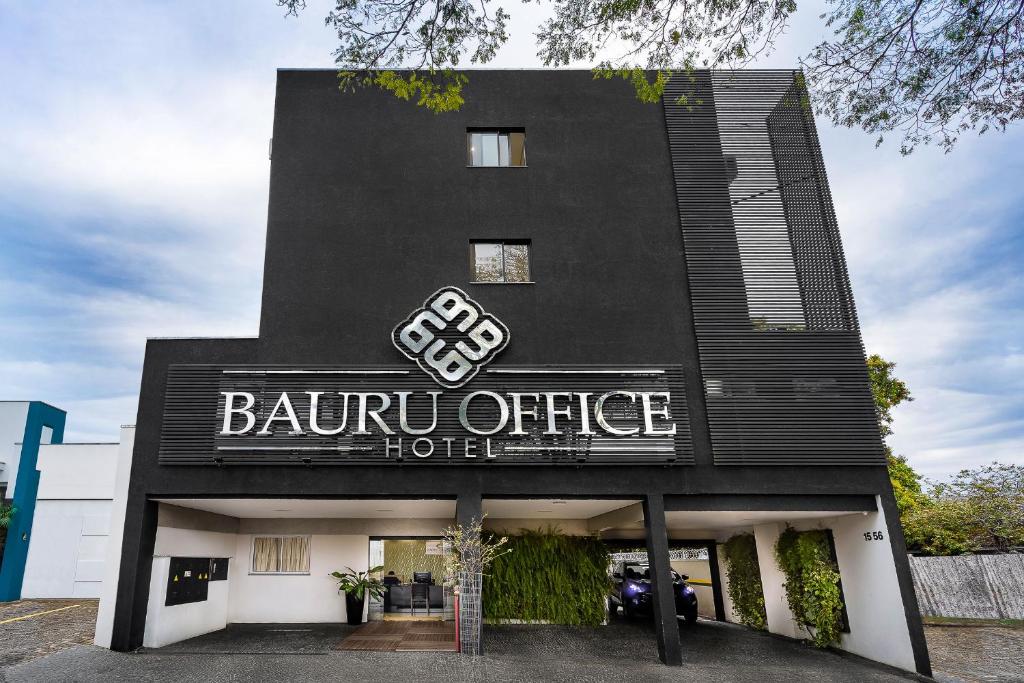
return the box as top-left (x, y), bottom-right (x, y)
top-left (466, 129), bottom-right (527, 168)
top-left (469, 240), bottom-right (534, 285)
top-left (249, 534), bottom-right (312, 576)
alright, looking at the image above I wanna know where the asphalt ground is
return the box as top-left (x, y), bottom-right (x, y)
top-left (4, 601), bottom-right (1021, 682)
top-left (0, 599), bottom-right (98, 669)
top-left (4, 617), bottom-right (928, 682)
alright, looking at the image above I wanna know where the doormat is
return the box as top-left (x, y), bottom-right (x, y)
top-left (336, 620), bottom-right (457, 652)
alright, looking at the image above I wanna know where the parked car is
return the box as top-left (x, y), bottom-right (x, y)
top-left (609, 562), bottom-right (699, 624)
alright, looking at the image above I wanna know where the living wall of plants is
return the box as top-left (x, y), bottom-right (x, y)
top-left (721, 533), bottom-right (767, 630)
top-left (774, 526), bottom-right (846, 647)
top-left (482, 528), bottom-right (611, 626)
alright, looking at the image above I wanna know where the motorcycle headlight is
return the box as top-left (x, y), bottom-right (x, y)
top-left (681, 585), bottom-right (694, 596)
top-left (624, 581), bottom-right (638, 595)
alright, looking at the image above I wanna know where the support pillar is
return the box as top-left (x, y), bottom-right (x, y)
top-left (643, 493), bottom-right (683, 665)
top-left (706, 541), bottom-right (726, 622)
top-left (455, 490), bottom-right (483, 655)
top-left (456, 490), bottom-right (482, 528)
top-left (877, 494), bottom-right (932, 676)
top-left (752, 522), bottom-right (799, 638)
top-left (110, 494), bottom-right (158, 651)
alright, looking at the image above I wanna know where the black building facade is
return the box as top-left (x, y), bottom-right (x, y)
top-left (104, 70), bottom-right (929, 675)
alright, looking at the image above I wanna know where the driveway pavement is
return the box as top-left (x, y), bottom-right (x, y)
top-left (4, 619), bottom-right (924, 682)
top-left (925, 624), bottom-right (1024, 683)
top-left (0, 599), bottom-right (98, 669)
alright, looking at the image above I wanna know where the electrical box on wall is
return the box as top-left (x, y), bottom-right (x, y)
top-left (210, 557), bottom-right (229, 581)
top-left (165, 557), bottom-right (211, 606)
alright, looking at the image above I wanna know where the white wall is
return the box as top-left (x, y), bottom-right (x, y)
top-left (154, 526), bottom-right (239, 558)
top-left (819, 503), bottom-right (916, 672)
top-left (94, 427), bottom-right (135, 648)
top-left (143, 525), bottom-right (237, 648)
top-left (753, 522), bottom-right (799, 638)
top-left (0, 402), bottom-right (30, 496)
top-left (144, 557), bottom-right (231, 648)
top-left (229, 533), bottom-right (369, 624)
top-left (715, 544), bottom-right (738, 623)
top-left (23, 500), bottom-right (111, 598)
top-left (671, 558), bottom-right (715, 618)
top-left (99, 501), bottom-right (431, 648)
top-left (751, 507), bottom-right (917, 673)
top-left (23, 442), bottom-right (119, 599)
top-left (34, 443), bottom-right (118, 499)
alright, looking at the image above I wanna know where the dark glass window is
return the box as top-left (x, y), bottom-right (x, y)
top-left (467, 130), bottom-right (526, 167)
top-left (470, 241), bottom-right (531, 282)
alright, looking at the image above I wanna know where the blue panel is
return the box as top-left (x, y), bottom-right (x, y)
top-left (0, 402), bottom-right (66, 601)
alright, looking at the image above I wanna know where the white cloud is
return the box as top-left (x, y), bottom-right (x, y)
top-left (821, 122), bottom-right (1024, 480)
top-left (1, 2), bottom-right (1021, 480)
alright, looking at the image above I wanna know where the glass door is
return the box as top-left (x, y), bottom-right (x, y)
top-left (367, 539), bottom-right (385, 621)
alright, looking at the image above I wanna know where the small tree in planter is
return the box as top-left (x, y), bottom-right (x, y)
top-left (330, 565), bottom-right (385, 625)
top-left (0, 504), bottom-right (15, 529)
top-left (441, 516), bottom-right (509, 655)
top-left (0, 504), bottom-right (15, 563)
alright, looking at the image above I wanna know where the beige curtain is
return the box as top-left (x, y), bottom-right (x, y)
top-left (281, 536), bottom-right (311, 573)
top-left (252, 536), bottom-right (311, 573)
top-left (252, 537), bottom-right (280, 573)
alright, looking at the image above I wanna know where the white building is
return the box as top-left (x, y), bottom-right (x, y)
top-left (21, 427), bottom-right (134, 599)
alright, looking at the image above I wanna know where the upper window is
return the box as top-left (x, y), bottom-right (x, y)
top-left (251, 535), bottom-right (311, 575)
top-left (467, 130), bottom-right (526, 167)
top-left (471, 241), bottom-right (531, 283)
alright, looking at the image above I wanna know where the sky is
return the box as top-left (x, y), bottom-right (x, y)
top-left (0, 2), bottom-right (1020, 481)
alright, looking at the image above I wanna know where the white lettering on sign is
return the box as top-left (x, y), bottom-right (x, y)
top-left (221, 392), bottom-right (256, 435)
top-left (219, 390), bottom-right (676, 439)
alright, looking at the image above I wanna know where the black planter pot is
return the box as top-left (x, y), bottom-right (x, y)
top-left (345, 592), bottom-right (365, 625)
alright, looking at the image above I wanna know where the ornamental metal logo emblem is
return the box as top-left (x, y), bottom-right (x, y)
top-left (392, 286), bottom-right (510, 388)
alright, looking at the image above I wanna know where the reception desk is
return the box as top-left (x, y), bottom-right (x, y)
top-left (384, 584), bottom-right (445, 612)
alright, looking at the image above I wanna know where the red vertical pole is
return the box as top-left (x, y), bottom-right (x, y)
top-left (454, 591), bottom-right (460, 652)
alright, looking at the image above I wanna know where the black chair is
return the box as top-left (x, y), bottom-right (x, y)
top-left (411, 582), bottom-right (430, 616)
top-left (413, 571), bottom-right (432, 584)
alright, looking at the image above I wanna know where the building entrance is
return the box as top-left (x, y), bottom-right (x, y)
top-left (368, 537), bottom-right (452, 621)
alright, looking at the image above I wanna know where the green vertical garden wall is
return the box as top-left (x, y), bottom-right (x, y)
top-left (482, 529), bottom-right (611, 626)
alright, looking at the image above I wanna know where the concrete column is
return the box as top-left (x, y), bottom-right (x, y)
top-left (455, 491), bottom-right (483, 655)
top-left (110, 494), bottom-right (158, 651)
top-left (643, 494), bottom-right (683, 665)
top-left (752, 522), bottom-right (799, 638)
top-left (828, 499), bottom-right (926, 674)
top-left (879, 493), bottom-right (932, 677)
top-left (715, 543), bottom-right (737, 623)
top-left (705, 542), bottom-right (726, 621)
top-left (94, 427), bottom-right (135, 647)
top-left (455, 491), bottom-right (482, 528)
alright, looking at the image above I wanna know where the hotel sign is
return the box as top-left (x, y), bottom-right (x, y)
top-left (391, 286), bottom-right (510, 389)
top-left (157, 287), bottom-right (694, 466)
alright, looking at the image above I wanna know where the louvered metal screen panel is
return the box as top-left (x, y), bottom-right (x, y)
top-left (663, 70), bottom-right (884, 466)
top-left (158, 364), bottom-right (693, 466)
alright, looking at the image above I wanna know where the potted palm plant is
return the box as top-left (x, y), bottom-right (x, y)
top-left (0, 504), bottom-right (15, 558)
top-left (0, 503), bottom-right (15, 529)
top-left (330, 565), bottom-right (385, 625)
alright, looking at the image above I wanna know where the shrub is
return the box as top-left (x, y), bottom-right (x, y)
top-left (482, 528), bottom-right (610, 626)
top-left (774, 527), bottom-right (844, 647)
top-left (721, 533), bottom-right (767, 630)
